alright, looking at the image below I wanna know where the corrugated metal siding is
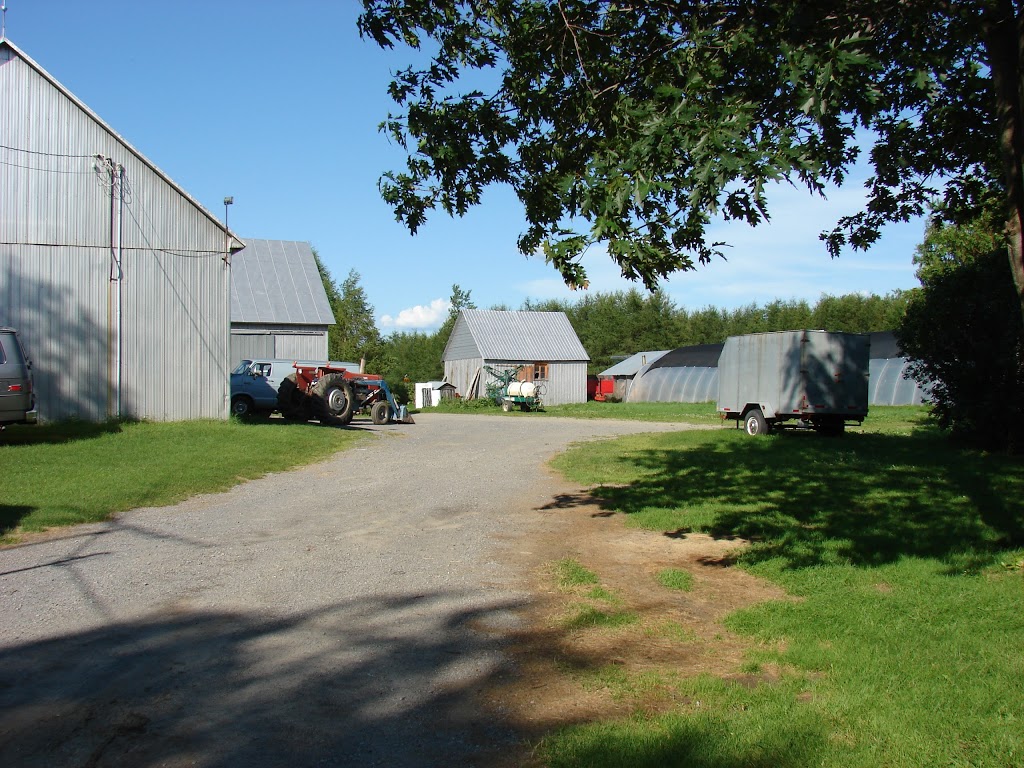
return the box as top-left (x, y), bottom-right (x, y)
top-left (444, 357), bottom-right (485, 399)
top-left (274, 332), bottom-right (327, 360)
top-left (442, 315), bottom-right (481, 361)
top-left (541, 361), bottom-right (587, 405)
top-left (1, 44), bottom-right (230, 422)
top-left (442, 357), bottom-right (586, 406)
top-left (230, 332), bottom-right (275, 364)
top-left (0, 244), bottom-right (110, 420)
top-left (231, 239), bottom-right (335, 325)
top-left (443, 310), bottom-right (589, 362)
top-left (230, 325), bottom-right (327, 364)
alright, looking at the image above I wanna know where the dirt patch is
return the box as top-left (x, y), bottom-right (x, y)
top-left (481, 481), bottom-right (790, 754)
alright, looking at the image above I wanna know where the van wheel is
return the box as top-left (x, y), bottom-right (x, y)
top-left (231, 395), bottom-right (254, 418)
top-left (744, 408), bottom-right (768, 436)
top-left (313, 374), bottom-right (355, 426)
top-left (371, 400), bottom-right (391, 425)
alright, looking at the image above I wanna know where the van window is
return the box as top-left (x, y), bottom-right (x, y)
top-left (0, 337), bottom-right (6, 365)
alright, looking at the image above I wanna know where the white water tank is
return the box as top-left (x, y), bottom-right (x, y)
top-left (508, 381), bottom-right (536, 397)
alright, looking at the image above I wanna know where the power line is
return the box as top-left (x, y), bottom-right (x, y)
top-left (0, 143), bottom-right (98, 159)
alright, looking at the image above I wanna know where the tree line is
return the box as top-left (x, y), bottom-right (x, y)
top-left (314, 251), bottom-right (906, 391)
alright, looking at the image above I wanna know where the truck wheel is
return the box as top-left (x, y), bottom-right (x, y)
top-left (371, 400), bottom-right (391, 425)
top-left (501, 400), bottom-right (514, 413)
top-left (744, 408), bottom-right (768, 436)
top-left (231, 395), bottom-right (254, 418)
top-left (277, 374), bottom-right (310, 421)
top-left (313, 373), bottom-right (355, 426)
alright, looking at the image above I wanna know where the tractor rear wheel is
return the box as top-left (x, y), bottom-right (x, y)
top-left (312, 373), bottom-right (355, 426)
top-left (277, 374), bottom-right (310, 421)
top-left (371, 400), bottom-right (391, 425)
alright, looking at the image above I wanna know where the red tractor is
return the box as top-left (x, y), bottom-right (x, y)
top-left (276, 363), bottom-right (411, 426)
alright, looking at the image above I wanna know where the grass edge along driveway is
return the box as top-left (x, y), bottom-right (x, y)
top-left (1, 419), bottom-right (364, 544)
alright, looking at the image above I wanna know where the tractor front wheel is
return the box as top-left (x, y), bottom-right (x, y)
top-left (371, 400), bottom-right (391, 425)
top-left (312, 374), bottom-right (355, 426)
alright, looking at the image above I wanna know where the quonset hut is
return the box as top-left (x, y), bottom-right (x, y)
top-left (624, 332), bottom-right (929, 406)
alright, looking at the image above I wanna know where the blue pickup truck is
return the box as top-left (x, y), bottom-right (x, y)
top-left (230, 358), bottom-right (359, 417)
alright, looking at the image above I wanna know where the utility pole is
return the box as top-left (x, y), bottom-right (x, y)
top-left (223, 196), bottom-right (233, 264)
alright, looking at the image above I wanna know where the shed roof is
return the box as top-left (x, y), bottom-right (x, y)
top-left (599, 350), bottom-right (669, 377)
top-left (445, 310), bottom-right (589, 361)
top-left (231, 239), bottom-right (335, 326)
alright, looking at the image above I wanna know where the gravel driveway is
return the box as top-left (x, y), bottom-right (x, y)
top-left (0, 413), bottom-right (696, 767)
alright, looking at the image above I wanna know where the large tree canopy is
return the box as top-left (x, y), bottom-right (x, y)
top-left (359, 1), bottom-right (1024, 316)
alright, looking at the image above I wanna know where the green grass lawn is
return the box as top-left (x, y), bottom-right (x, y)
top-left (542, 409), bottom-right (1024, 767)
top-left (0, 418), bottom-right (363, 543)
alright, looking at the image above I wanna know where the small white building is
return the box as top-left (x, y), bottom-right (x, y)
top-left (414, 381), bottom-right (457, 409)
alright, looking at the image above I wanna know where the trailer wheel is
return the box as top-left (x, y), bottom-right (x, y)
top-left (501, 400), bottom-right (514, 412)
top-left (744, 408), bottom-right (768, 436)
top-left (371, 400), bottom-right (391, 425)
top-left (313, 374), bottom-right (355, 426)
top-left (277, 374), bottom-right (310, 421)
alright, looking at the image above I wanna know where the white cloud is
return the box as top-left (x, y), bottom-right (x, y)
top-left (379, 298), bottom-right (452, 330)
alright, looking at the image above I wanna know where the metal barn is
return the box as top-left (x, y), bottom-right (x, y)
top-left (230, 239), bottom-right (335, 365)
top-left (0, 39), bottom-right (241, 422)
top-left (442, 310), bottom-right (590, 406)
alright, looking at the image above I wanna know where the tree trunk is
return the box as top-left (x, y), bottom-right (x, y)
top-left (984, 1), bottom-right (1024, 321)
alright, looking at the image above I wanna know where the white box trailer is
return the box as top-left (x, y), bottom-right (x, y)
top-left (717, 330), bottom-right (870, 435)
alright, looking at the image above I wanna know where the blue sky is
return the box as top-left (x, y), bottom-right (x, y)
top-left (6, 0), bottom-right (926, 331)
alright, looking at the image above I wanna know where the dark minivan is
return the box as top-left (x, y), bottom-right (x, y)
top-left (0, 327), bottom-right (37, 426)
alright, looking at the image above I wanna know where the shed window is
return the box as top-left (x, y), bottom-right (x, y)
top-left (533, 362), bottom-right (549, 380)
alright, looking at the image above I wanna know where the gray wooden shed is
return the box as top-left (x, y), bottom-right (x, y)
top-left (442, 310), bottom-right (590, 406)
top-left (0, 38), bottom-right (241, 422)
top-left (230, 239), bottom-right (336, 364)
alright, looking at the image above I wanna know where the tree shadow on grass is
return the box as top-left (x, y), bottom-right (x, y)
top-left (592, 432), bottom-right (1024, 570)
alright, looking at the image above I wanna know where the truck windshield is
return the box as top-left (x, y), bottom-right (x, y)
top-left (231, 360), bottom-right (253, 375)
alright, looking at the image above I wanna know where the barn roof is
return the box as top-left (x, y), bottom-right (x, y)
top-left (231, 239), bottom-right (336, 326)
top-left (445, 310), bottom-right (589, 361)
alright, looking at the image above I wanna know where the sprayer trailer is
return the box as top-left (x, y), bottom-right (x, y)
top-left (717, 330), bottom-right (869, 436)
